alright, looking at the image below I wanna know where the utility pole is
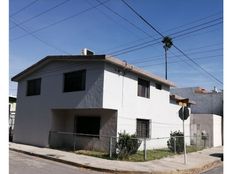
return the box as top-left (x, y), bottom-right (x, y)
top-left (164, 46), bottom-right (168, 80)
top-left (162, 36), bottom-right (173, 80)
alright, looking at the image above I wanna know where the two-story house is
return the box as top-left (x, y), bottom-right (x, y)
top-left (12, 54), bottom-right (191, 151)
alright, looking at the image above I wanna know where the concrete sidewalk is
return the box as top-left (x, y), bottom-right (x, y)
top-left (9, 142), bottom-right (223, 174)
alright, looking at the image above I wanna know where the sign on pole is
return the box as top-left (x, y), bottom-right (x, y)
top-left (176, 99), bottom-right (190, 165)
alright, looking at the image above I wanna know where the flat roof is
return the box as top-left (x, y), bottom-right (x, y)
top-left (11, 54), bottom-right (175, 87)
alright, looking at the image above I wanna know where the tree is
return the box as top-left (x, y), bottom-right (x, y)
top-left (162, 36), bottom-right (173, 80)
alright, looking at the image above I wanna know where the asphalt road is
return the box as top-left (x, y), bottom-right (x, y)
top-left (9, 150), bottom-right (109, 174)
top-left (201, 165), bottom-right (223, 174)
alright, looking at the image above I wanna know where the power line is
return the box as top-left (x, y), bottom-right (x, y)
top-left (10, 19), bottom-right (70, 54)
top-left (107, 17), bottom-right (222, 57)
top-left (10, 0), bottom-right (72, 30)
top-left (132, 48), bottom-right (222, 65)
top-left (95, 0), bottom-right (154, 38)
top-left (173, 45), bottom-right (223, 84)
top-left (86, 0), bottom-right (140, 39)
top-left (102, 11), bottom-right (222, 54)
top-left (10, 0), bottom-right (110, 41)
top-left (138, 54), bottom-right (222, 68)
top-left (163, 11), bottom-right (222, 34)
top-left (120, 0), bottom-right (223, 85)
top-left (172, 21), bottom-right (222, 39)
top-left (170, 17), bottom-right (222, 38)
top-left (10, 0), bottom-right (40, 17)
top-left (120, 0), bottom-right (164, 37)
top-left (108, 21), bottom-right (222, 57)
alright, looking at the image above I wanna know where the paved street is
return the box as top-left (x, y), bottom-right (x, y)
top-left (9, 150), bottom-right (109, 174)
top-left (201, 165), bottom-right (223, 174)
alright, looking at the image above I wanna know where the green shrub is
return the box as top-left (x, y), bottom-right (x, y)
top-left (116, 131), bottom-right (142, 159)
top-left (167, 131), bottom-right (184, 153)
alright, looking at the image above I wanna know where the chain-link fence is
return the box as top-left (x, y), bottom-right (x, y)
top-left (49, 131), bottom-right (209, 161)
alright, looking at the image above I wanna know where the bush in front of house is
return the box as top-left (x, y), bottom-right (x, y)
top-left (167, 130), bottom-right (184, 153)
top-left (116, 131), bottom-right (142, 159)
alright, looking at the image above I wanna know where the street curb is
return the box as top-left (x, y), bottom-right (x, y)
top-left (10, 148), bottom-right (222, 174)
top-left (174, 160), bottom-right (222, 174)
top-left (10, 148), bottom-right (141, 174)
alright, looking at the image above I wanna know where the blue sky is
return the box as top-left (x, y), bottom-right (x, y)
top-left (9, 0), bottom-right (223, 96)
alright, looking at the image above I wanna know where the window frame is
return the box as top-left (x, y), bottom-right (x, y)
top-left (136, 118), bottom-right (151, 138)
top-left (26, 78), bottom-right (41, 96)
top-left (63, 69), bottom-right (86, 93)
top-left (137, 78), bottom-right (150, 98)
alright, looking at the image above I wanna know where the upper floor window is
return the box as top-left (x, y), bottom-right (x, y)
top-left (138, 78), bottom-right (150, 98)
top-left (27, 78), bottom-right (41, 96)
top-left (155, 83), bottom-right (162, 90)
top-left (63, 70), bottom-right (86, 92)
top-left (136, 118), bottom-right (150, 138)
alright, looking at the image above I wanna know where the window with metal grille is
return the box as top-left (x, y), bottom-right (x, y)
top-left (63, 69), bottom-right (86, 92)
top-left (26, 78), bottom-right (41, 96)
top-left (136, 119), bottom-right (150, 138)
top-left (75, 116), bottom-right (100, 136)
top-left (138, 78), bottom-right (150, 98)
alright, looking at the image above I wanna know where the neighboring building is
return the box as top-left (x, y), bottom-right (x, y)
top-left (191, 114), bottom-right (222, 147)
top-left (9, 96), bottom-right (17, 141)
top-left (171, 87), bottom-right (223, 147)
top-left (12, 54), bottom-right (192, 151)
top-left (170, 87), bottom-right (223, 116)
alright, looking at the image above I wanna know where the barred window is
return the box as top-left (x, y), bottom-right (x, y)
top-left (136, 119), bottom-right (150, 138)
top-left (138, 78), bottom-right (150, 98)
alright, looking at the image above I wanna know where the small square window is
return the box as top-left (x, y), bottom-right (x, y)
top-left (136, 119), bottom-right (150, 138)
top-left (64, 70), bottom-right (86, 92)
top-left (27, 78), bottom-right (41, 96)
top-left (155, 83), bottom-right (162, 90)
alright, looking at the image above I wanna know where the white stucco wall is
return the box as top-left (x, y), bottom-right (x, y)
top-left (213, 114), bottom-right (222, 147)
top-left (14, 61), bottom-right (105, 146)
top-left (14, 60), bottom-right (191, 150)
top-left (103, 63), bottom-right (190, 149)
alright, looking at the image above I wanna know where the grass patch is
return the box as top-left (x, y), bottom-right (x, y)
top-left (74, 146), bottom-right (205, 162)
top-left (186, 146), bottom-right (204, 153)
top-left (128, 149), bottom-right (175, 162)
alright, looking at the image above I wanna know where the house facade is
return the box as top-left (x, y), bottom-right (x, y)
top-left (12, 55), bottom-right (191, 151)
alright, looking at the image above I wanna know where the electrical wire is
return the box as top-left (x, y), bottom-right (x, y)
top-left (10, 0), bottom-right (40, 17)
top-left (10, 19), bottom-right (70, 54)
top-left (10, 0), bottom-right (72, 30)
top-left (10, 0), bottom-right (110, 41)
top-left (120, 0), bottom-right (223, 85)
